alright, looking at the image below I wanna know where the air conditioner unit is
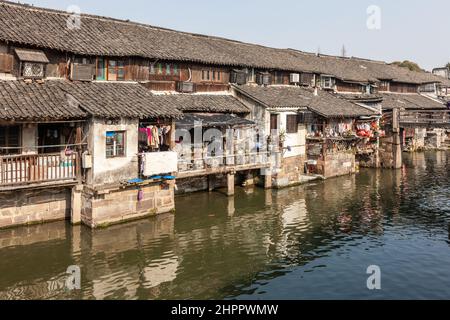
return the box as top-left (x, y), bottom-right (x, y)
top-left (70, 63), bottom-right (95, 81)
top-left (256, 72), bottom-right (271, 86)
top-left (176, 81), bottom-right (196, 93)
top-left (230, 70), bottom-right (247, 85)
top-left (290, 73), bottom-right (300, 83)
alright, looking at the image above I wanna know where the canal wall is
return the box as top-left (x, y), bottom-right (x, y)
top-left (0, 187), bottom-right (71, 229)
top-left (322, 152), bottom-right (356, 178)
top-left (80, 181), bottom-right (175, 228)
top-left (273, 154), bottom-right (308, 188)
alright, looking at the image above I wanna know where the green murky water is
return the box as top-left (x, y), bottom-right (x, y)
top-left (0, 151), bottom-right (449, 299)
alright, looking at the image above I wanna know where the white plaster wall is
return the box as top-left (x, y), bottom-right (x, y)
top-left (21, 124), bottom-right (38, 155)
top-left (89, 118), bottom-right (139, 186)
top-left (280, 112), bottom-right (306, 158)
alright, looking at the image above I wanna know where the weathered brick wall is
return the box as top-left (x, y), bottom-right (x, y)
top-left (0, 188), bottom-right (71, 229)
top-left (273, 155), bottom-right (307, 188)
top-left (81, 181), bottom-right (175, 228)
top-left (323, 152), bottom-right (356, 178)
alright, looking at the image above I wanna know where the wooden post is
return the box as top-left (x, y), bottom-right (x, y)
top-left (169, 119), bottom-right (176, 151)
top-left (227, 173), bottom-right (235, 196)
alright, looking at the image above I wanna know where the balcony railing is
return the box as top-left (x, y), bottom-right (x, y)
top-left (0, 153), bottom-right (79, 188)
top-left (178, 151), bottom-right (272, 173)
top-left (399, 110), bottom-right (450, 127)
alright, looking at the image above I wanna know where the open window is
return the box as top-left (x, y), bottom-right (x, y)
top-left (0, 125), bottom-right (21, 155)
top-left (95, 58), bottom-right (126, 81)
top-left (321, 76), bottom-right (335, 89)
top-left (106, 131), bottom-right (126, 158)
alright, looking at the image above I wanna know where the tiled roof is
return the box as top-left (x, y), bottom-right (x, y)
top-left (0, 80), bottom-right (183, 120)
top-left (234, 85), bottom-right (378, 118)
top-left (59, 81), bottom-right (182, 119)
top-left (153, 94), bottom-right (250, 114)
top-left (0, 80), bottom-right (85, 120)
top-left (0, 1), bottom-right (446, 86)
top-left (380, 93), bottom-right (447, 110)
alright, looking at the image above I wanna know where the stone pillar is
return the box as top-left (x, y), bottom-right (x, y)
top-left (393, 132), bottom-right (402, 169)
top-left (227, 173), bottom-right (235, 196)
top-left (71, 185), bottom-right (83, 225)
top-left (264, 172), bottom-right (272, 189)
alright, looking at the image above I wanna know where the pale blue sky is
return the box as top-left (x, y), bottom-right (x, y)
top-left (13, 0), bottom-right (450, 71)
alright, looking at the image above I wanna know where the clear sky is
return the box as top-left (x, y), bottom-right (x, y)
top-left (12, 0), bottom-right (450, 71)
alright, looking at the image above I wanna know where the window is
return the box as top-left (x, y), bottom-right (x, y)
top-left (420, 83), bottom-right (436, 93)
top-left (247, 68), bottom-right (255, 83)
top-left (106, 131), bottom-right (126, 158)
top-left (105, 60), bottom-right (126, 81)
top-left (321, 76), bottom-right (335, 89)
top-left (286, 115), bottom-right (298, 133)
top-left (274, 72), bottom-right (284, 85)
top-left (0, 126), bottom-right (21, 155)
top-left (201, 69), bottom-right (222, 82)
top-left (202, 70), bottom-right (211, 81)
top-left (150, 63), bottom-right (155, 75)
top-left (22, 62), bottom-right (45, 79)
top-left (173, 64), bottom-right (179, 76)
top-left (166, 64), bottom-right (171, 75)
top-left (270, 114), bottom-right (279, 131)
top-left (157, 63), bottom-right (163, 75)
top-left (96, 58), bottom-right (106, 80)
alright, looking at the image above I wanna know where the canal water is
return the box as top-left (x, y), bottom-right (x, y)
top-left (0, 151), bottom-right (449, 300)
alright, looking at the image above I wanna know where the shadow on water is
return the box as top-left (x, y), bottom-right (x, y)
top-left (0, 151), bottom-right (449, 299)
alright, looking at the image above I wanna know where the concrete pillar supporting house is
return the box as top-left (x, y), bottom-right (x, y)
top-left (393, 132), bottom-right (402, 169)
top-left (264, 173), bottom-right (272, 189)
top-left (392, 108), bottom-right (402, 169)
top-left (226, 173), bottom-right (235, 196)
top-left (71, 185), bottom-right (83, 225)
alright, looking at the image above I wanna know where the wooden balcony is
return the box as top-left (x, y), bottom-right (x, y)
top-left (177, 152), bottom-right (271, 179)
top-left (0, 153), bottom-right (80, 191)
top-left (399, 110), bottom-right (450, 128)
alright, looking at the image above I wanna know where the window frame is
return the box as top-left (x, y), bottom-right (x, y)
top-left (201, 69), bottom-right (222, 82)
top-left (270, 114), bottom-right (279, 132)
top-left (0, 125), bottom-right (21, 155)
top-left (105, 131), bottom-right (126, 158)
top-left (286, 115), bottom-right (299, 134)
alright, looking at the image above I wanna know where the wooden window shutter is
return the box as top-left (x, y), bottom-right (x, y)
top-left (0, 53), bottom-right (13, 73)
top-left (270, 114), bottom-right (279, 131)
top-left (286, 115), bottom-right (298, 133)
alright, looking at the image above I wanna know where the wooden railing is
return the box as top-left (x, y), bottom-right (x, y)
top-left (178, 151), bottom-right (271, 172)
top-left (399, 110), bottom-right (450, 127)
top-left (0, 153), bottom-right (79, 187)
